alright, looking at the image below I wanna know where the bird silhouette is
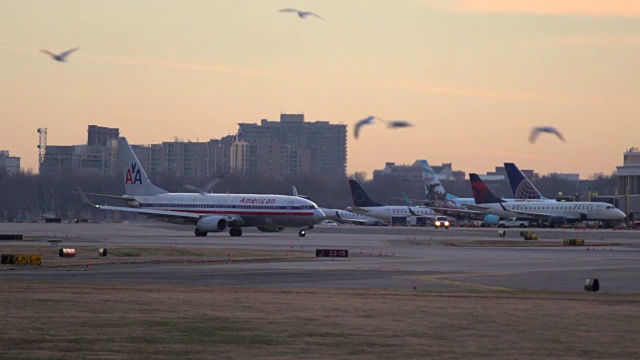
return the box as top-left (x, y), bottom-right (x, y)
top-left (386, 120), bottom-right (414, 129)
top-left (353, 116), bottom-right (377, 139)
top-left (529, 126), bottom-right (565, 143)
top-left (279, 8), bottom-right (324, 20)
top-left (41, 47), bottom-right (79, 62)
top-left (184, 178), bottom-right (223, 195)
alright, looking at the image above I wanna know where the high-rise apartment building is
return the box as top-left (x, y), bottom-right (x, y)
top-left (87, 125), bottom-right (119, 146)
top-left (0, 150), bottom-right (20, 175)
top-left (237, 114), bottom-right (347, 178)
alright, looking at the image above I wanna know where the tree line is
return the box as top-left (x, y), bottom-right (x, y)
top-left (0, 169), bottom-right (617, 222)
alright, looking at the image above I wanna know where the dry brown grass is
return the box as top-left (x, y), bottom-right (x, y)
top-left (1, 283), bottom-right (639, 359)
top-left (0, 245), bottom-right (311, 269)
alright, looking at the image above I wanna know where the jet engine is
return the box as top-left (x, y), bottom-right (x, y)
top-left (256, 226), bottom-right (285, 232)
top-left (196, 216), bottom-right (228, 232)
top-left (483, 214), bottom-right (500, 226)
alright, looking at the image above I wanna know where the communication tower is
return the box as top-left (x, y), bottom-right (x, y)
top-left (37, 128), bottom-right (47, 164)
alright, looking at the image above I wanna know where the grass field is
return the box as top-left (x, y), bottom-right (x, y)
top-left (1, 282), bottom-right (639, 359)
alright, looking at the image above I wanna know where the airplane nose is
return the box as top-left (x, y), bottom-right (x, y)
top-left (313, 208), bottom-right (326, 223)
top-left (617, 209), bottom-right (627, 220)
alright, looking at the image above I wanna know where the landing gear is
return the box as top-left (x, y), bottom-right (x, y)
top-left (230, 227), bottom-right (243, 237)
top-left (194, 228), bottom-right (208, 237)
top-left (298, 230), bottom-right (306, 237)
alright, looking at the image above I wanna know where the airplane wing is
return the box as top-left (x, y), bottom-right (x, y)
top-left (95, 204), bottom-right (201, 225)
top-left (461, 203), bottom-right (492, 212)
top-left (76, 186), bottom-right (138, 203)
top-left (426, 206), bottom-right (484, 216)
top-left (78, 187), bottom-right (243, 226)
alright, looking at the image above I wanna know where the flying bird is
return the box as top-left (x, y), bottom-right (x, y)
top-left (386, 120), bottom-right (414, 129)
top-left (529, 126), bottom-right (565, 143)
top-left (353, 116), bottom-right (377, 139)
top-left (278, 8), bottom-right (324, 20)
top-left (184, 178), bottom-right (223, 195)
top-left (40, 47), bottom-right (79, 62)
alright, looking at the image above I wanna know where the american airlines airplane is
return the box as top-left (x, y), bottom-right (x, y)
top-left (468, 173), bottom-right (626, 226)
top-left (79, 137), bottom-right (325, 237)
top-left (347, 179), bottom-right (440, 222)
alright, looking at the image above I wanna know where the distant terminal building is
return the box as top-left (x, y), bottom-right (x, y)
top-left (488, 166), bottom-right (538, 182)
top-left (237, 114), bottom-right (347, 179)
top-left (0, 150), bottom-right (20, 175)
top-left (616, 146), bottom-right (640, 220)
top-left (373, 161), bottom-right (465, 184)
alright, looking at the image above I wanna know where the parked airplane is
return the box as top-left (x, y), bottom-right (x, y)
top-left (79, 137), bottom-right (325, 237)
top-left (419, 160), bottom-right (500, 225)
top-left (468, 173), bottom-right (626, 226)
top-left (347, 179), bottom-right (440, 222)
top-left (504, 162), bottom-right (548, 200)
top-left (290, 185), bottom-right (380, 225)
top-left (321, 208), bottom-right (381, 225)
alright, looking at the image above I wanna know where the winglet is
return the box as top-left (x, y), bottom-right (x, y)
top-left (76, 186), bottom-right (97, 207)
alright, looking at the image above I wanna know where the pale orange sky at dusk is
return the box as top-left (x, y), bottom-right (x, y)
top-left (1, 0), bottom-right (639, 178)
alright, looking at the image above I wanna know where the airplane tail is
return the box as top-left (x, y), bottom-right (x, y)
top-left (348, 180), bottom-right (384, 207)
top-left (118, 137), bottom-right (168, 196)
top-left (469, 173), bottom-right (503, 204)
top-left (420, 160), bottom-right (449, 202)
top-left (504, 163), bottom-right (545, 200)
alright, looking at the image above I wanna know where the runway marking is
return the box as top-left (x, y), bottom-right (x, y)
top-left (410, 272), bottom-right (515, 291)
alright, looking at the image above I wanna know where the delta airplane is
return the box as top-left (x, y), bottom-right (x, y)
top-left (468, 173), bottom-right (626, 225)
top-left (347, 179), bottom-right (440, 222)
top-left (79, 137), bottom-right (325, 237)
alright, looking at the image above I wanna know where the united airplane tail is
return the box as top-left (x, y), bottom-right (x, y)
top-left (348, 180), bottom-right (384, 207)
top-left (118, 137), bottom-right (168, 196)
top-left (469, 173), bottom-right (503, 204)
top-left (504, 162), bottom-right (545, 200)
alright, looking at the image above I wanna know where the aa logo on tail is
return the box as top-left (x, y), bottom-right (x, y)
top-left (125, 162), bottom-right (142, 185)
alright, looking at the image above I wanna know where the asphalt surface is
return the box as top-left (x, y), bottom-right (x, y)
top-left (1, 222), bottom-right (639, 292)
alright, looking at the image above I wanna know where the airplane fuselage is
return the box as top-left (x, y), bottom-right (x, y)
top-left (132, 193), bottom-right (325, 228)
top-left (346, 205), bottom-right (438, 222)
top-left (474, 201), bottom-right (626, 222)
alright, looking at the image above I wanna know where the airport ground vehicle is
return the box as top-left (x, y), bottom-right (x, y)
top-left (434, 216), bottom-right (450, 229)
top-left (498, 217), bottom-right (529, 228)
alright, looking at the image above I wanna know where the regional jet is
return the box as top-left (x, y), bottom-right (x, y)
top-left (468, 173), bottom-right (626, 226)
top-left (79, 137), bottom-right (325, 237)
top-left (347, 179), bottom-right (439, 222)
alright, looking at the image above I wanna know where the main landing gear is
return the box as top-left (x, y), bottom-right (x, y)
top-left (195, 228), bottom-right (208, 237)
top-left (230, 227), bottom-right (243, 237)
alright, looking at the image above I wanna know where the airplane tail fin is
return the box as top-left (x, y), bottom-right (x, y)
top-left (504, 163), bottom-right (545, 200)
top-left (348, 180), bottom-right (384, 207)
top-left (118, 137), bottom-right (168, 196)
top-left (420, 160), bottom-right (448, 201)
top-left (421, 160), bottom-right (459, 201)
top-left (469, 173), bottom-right (503, 204)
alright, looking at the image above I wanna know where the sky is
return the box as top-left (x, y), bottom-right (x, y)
top-left (1, 0), bottom-right (639, 178)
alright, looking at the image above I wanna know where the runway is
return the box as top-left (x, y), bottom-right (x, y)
top-left (1, 222), bottom-right (639, 292)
